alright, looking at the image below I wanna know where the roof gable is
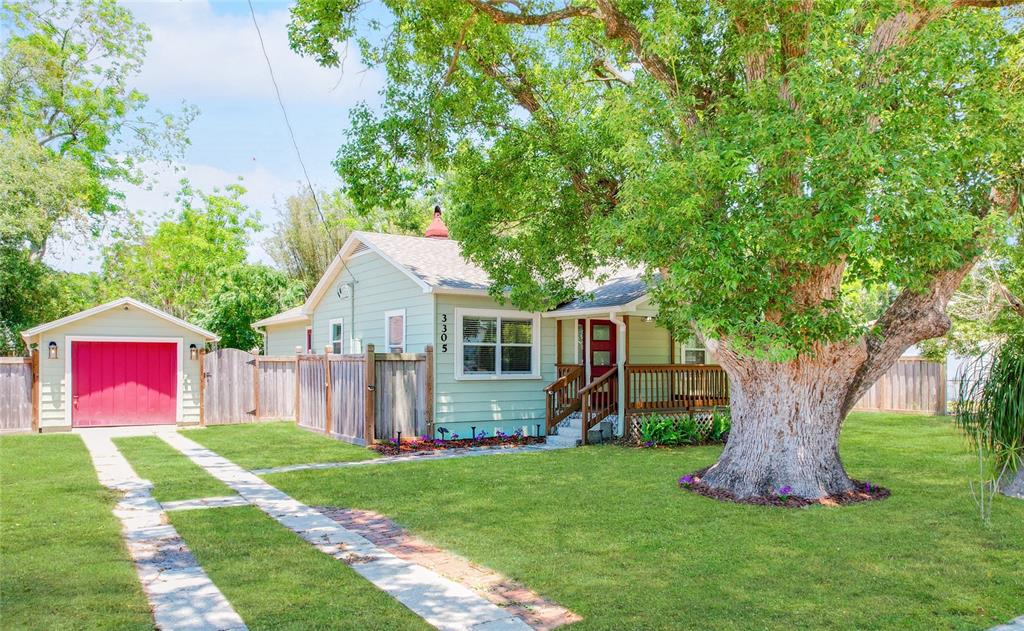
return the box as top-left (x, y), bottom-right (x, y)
top-left (20, 297), bottom-right (220, 343)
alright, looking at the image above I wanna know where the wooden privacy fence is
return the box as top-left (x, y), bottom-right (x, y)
top-left (295, 345), bottom-right (433, 445)
top-left (853, 357), bottom-right (946, 415)
top-left (201, 349), bottom-right (296, 424)
top-left (0, 354), bottom-right (37, 433)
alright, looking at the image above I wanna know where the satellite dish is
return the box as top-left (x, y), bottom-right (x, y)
top-left (336, 284), bottom-right (351, 299)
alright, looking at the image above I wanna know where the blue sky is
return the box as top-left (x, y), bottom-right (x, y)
top-left (46, 0), bottom-right (387, 272)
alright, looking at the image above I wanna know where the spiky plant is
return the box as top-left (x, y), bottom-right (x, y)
top-left (955, 336), bottom-right (1024, 475)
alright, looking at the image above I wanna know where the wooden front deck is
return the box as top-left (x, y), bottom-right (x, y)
top-left (544, 363), bottom-right (729, 443)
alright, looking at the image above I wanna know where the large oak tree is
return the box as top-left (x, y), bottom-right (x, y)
top-left (289, 0), bottom-right (1024, 499)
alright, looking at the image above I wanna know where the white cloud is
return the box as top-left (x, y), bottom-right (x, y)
top-left (126, 0), bottom-right (383, 106)
top-left (45, 160), bottom-right (310, 273)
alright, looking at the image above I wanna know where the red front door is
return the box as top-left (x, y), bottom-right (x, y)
top-left (71, 341), bottom-right (177, 427)
top-left (586, 320), bottom-right (617, 379)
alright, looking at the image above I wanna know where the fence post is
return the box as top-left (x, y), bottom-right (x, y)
top-left (424, 345), bottom-right (434, 437)
top-left (31, 349), bottom-right (39, 432)
top-left (938, 359), bottom-right (947, 416)
top-left (323, 346), bottom-right (332, 436)
top-left (252, 350), bottom-right (260, 420)
top-left (364, 344), bottom-right (376, 444)
top-left (198, 349), bottom-right (206, 427)
top-left (294, 347), bottom-right (302, 424)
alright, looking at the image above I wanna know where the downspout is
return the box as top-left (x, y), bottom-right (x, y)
top-left (608, 312), bottom-right (626, 437)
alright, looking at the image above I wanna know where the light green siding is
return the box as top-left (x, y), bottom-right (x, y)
top-left (628, 316), bottom-right (672, 364)
top-left (433, 294), bottom-right (555, 437)
top-left (557, 319), bottom-right (579, 364)
top-left (31, 306), bottom-right (207, 429)
top-left (310, 251), bottom-right (434, 355)
top-left (263, 321), bottom-right (308, 356)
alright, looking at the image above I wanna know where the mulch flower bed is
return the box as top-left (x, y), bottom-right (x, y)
top-left (372, 433), bottom-right (546, 456)
top-left (677, 468), bottom-right (891, 508)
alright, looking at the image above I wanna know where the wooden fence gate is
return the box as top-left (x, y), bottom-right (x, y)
top-left (202, 348), bottom-right (255, 424)
top-left (296, 345), bottom-right (432, 445)
top-left (853, 358), bottom-right (946, 415)
top-left (0, 355), bottom-right (36, 433)
top-left (202, 349), bottom-right (297, 424)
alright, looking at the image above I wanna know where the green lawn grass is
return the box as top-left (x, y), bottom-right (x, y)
top-left (0, 434), bottom-right (152, 630)
top-left (169, 505), bottom-right (428, 630)
top-left (114, 435), bottom-right (234, 503)
top-left (183, 421), bottom-right (377, 470)
top-left (266, 412), bottom-right (1024, 631)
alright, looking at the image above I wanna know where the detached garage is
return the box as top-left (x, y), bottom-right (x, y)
top-left (20, 298), bottom-right (219, 431)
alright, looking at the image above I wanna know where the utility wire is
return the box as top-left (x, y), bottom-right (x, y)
top-left (248, 0), bottom-right (358, 345)
top-left (246, 0), bottom-right (338, 252)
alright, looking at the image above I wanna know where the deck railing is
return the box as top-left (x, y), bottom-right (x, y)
top-left (544, 364), bottom-right (584, 433)
top-left (580, 367), bottom-right (618, 444)
top-left (625, 364), bottom-right (729, 413)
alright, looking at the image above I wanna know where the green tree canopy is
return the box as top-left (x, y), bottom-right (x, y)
top-left (102, 183), bottom-right (260, 319)
top-left (1, 0), bottom-right (194, 260)
top-left (193, 264), bottom-right (306, 351)
top-left (267, 187), bottom-right (434, 292)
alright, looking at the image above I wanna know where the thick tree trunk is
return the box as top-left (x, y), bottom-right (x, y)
top-left (700, 343), bottom-right (866, 500)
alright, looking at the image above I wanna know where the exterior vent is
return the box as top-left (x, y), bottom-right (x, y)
top-left (351, 241), bottom-right (369, 255)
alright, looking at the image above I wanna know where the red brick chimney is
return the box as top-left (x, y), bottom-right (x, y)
top-left (424, 205), bottom-right (449, 239)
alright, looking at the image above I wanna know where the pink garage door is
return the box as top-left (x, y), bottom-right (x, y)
top-left (71, 341), bottom-right (177, 427)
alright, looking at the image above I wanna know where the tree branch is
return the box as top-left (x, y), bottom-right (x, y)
top-left (462, 0), bottom-right (594, 25)
top-left (592, 0), bottom-right (679, 98)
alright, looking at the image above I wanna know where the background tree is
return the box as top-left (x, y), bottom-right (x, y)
top-left (0, 0), bottom-right (191, 352)
top-left (192, 264), bottom-right (306, 351)
top-left (923, 214), bottom-right (1024, 359)
top-left (266, 187), bottom-right (431, 292)
top-left (290, 0), bottom-right (1024, 499)
top-left (0, 247), bottom-right (101, 353)
top-left (102, 183), bottom-right (259, 318)
top-left (1, 0), bottom-right (194, 260)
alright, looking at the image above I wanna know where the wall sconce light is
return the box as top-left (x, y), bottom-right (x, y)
top-left (642, 316), bottom-right (655, 323)
top-left (48, 341), bottom-right (58, 359)
top-left (189, 344), bottom-right (199, 360)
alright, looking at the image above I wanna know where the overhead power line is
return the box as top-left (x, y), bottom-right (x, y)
top-left (246, 0), bottom-right (338, 251)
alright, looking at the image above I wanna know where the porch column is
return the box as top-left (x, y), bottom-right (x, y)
top-left (583, 318), bottom-right (591, 382)
top-left (611, 313), bottom-right (627, 437)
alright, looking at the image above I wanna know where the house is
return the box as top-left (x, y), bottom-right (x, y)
top-left (253, 208), bottom-right (727, 444)
top-left (19, 298), bottom-right (219, 430)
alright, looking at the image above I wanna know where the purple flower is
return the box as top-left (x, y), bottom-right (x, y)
top-left (643, 441), bottom-right (655, 448)
top-left (778, 485), bottom-right (792, 495)
top-left (679, 475), bottom-right (695, 487)
top-left (451, 433), bottom-right (459, 440)
top-left (864, 482), bottom-right (872, 492)
top-left (433, 439), bottom-right (444, 446)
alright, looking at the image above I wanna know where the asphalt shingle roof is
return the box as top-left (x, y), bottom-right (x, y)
top-left (355, 232), bottom-right (493, 292)
top-left (553, 268), bottom-right (650, 312)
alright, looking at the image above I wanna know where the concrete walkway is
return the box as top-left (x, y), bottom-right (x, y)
top-left (77, 428), bottom-right (247, 631)
top-left (252, 442), bottom-right (567, 476)
top-left (160, 431), bottom-right (531, 631)
top-left (990, 615), bottom-right (1024, 631)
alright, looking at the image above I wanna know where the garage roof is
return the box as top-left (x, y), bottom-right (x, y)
top-left (20, 297), bottom-right (220, 343)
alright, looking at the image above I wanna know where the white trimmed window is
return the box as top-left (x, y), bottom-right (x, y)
top-left (678, 336), bottom-right (713, 365)
top-left (384, 309), bottom-right (405, 353)
top-left (328, 318), bottom-right (344, 354)
top-left (455, 308), bottom-right (540, 379)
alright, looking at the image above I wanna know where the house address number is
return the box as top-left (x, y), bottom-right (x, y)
top-left (440, 313), bottom-right (448, 353)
